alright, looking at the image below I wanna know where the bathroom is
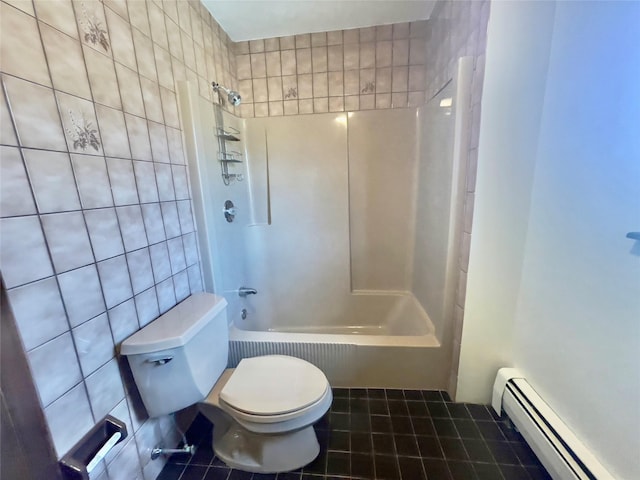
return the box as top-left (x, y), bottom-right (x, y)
top-left (1, 0), bottom-right (638, 480)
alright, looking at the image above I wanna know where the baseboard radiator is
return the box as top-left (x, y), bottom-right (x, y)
top-left (493, 369), bottom-right (614, 480)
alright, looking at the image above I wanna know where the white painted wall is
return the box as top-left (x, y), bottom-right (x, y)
top-left (459, 1), bottom-right (640, 478)
top-left (457, 0), bottom-right (557, 401)
top-left (512, 2), bottom-right (640, 478)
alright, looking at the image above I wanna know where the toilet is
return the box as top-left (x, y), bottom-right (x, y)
top-left (120, 293), bottom-right (332, 473)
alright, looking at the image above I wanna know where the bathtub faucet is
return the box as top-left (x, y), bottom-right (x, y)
top-left (238, 287), bottom-right (258, 297)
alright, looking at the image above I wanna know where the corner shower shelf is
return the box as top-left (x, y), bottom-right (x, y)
top-left (216, 127), bottom-right (241, 142)
top-left (213, 106), bottom-right (243, 185)
top-left (219, 151), bottom-right (244, 184)
top-left (219, 152), bottom-right (243, 163)
top-left (217, 132), bottom-right (241, 142)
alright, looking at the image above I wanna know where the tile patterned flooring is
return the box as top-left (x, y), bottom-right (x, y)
top-left (158, 389), bottom-right (551, 480)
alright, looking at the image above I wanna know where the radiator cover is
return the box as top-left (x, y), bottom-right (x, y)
top-left (494, 370), bottom-right (614, 480)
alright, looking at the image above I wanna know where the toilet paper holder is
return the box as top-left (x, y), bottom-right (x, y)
top-left (59, 415), bottom-right (127, 479)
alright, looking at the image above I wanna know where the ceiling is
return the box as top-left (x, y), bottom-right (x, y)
top-left (203, 1), bottom-right (436, 42)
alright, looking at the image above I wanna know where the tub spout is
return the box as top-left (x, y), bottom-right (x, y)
top-left (238, 287), bottom-right (257, 297)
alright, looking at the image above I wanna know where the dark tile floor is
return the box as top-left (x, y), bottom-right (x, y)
top-left (158, 389), bottom-right (551, 480)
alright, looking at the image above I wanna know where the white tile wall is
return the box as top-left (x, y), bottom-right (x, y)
top-left (234, 21), bottom-right (429, 117)
top-left (7, 277), bottom-right (69, 350)
top-left (140, 203), bottom-right (166, 245)
top-left (156, 276), bottom-right (177, 313)
top-left (117, 205), bottom-right (148, 252)
top-left (97, 255), bottom-right (134, 308)
top-left (23, 149), bottom-right (81, 213)
top-left (33, 0), bottom-right (77, 38)
top-left (160, 202), bottom-right (181, 238)
top-left (132, 160), bottom-right (158, 202)
top-left (153, 163), bottom-right (175, 201)
top-left (106, 436), bottom-right (143, 480)
top-left (58, 264), bottom-right (106, 327)
top-left (84, 208), bottom-right (126, 261)
top-left (107, 157), bottom-right (140, 205)
top-left (73, 313), bottom-right (115, 376)
top-left (44, 383), bottom-right (95, 458)
top-left (96, 105), bottom-right (132, 158)
top-left (42, 212), bottom-right (95, 273)
top-left (0, 216), bottom-right (54, 287)
top-left (3, 75), bottom-right (68, 150)
top-left (149, 242), bottom-right (172, 284)
top-left (72, 154), bottom-right (114, 208)
top-left (0, 2), bottom-right (238, 476)
top-left (85, 358), bottom-right (126, 420)
top-left (127, 248), bottom-right (155, 295)
top-left (174, 270), bottom-right (190, 302)
top-left (1, 2), bottom-right (50, 85)
top-left (0, 146), bottom-right (35, 216)
top-left (135, 287), bottom-right (160, 328)
top-left (108, 298), bottom-right (141, 345)
top-left (28, 332), bottom-right (83, 407)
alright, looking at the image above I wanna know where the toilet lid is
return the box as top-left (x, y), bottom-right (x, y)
top-left (220, 355), bottom-right (329, 416)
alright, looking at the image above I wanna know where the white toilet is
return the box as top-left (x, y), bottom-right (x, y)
top-left (120, 293), bottom-right (332, 473)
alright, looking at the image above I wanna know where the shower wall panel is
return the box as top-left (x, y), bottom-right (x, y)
top-left (243, 114), bottom-right (351, 330)
top-left (412, 83), bottom-right (457, 336)
top-left (178, 84), bottom-right (252, 325)
top-left (348, 109), bottom-right (418, 292)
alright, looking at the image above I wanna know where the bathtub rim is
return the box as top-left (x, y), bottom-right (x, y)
top-left (228, 326), bottom-right (441, 348)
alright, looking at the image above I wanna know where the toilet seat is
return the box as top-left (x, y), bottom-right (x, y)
top-left (219, 355), bottom-right (329, 416)
top-left (201, 355), bottom-right (332, 433)
top-left (220, 383), bottom-right (331, 424)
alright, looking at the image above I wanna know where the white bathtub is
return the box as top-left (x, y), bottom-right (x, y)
top-left (228, 292), bottom-right (450, 389)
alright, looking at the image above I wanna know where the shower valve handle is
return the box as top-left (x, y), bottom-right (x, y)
top-left (238, 287), bottom-right (257, 297)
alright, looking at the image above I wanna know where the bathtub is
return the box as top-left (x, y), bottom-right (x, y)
top-left (228, 292), bottom-right (451, 389)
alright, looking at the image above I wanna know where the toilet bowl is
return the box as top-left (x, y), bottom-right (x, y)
top-left (121, 293), bottom-right (331, 473)
top-left (199, 356), bottom-right (332, 472)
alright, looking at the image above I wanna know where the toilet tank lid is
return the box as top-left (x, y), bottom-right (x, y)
top-left (120, 293), bottom-right (227, 355)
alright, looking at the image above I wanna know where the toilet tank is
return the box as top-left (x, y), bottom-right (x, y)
top-left (121, 293), bottom-right (229, 417)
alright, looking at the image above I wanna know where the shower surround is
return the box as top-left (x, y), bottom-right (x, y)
top-left (178, 56), bottom-right (473, 390)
